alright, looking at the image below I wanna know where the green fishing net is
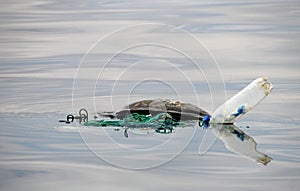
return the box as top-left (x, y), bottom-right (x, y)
top-left (83, 119), bottom-right (122, 127)
top-left (84, 113), bottom-right (179, 129)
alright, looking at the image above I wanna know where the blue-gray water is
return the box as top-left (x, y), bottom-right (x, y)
top-left (1, 0), bottom-right (299, 190)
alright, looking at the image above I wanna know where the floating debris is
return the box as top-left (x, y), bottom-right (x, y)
top-left (58, 77), bottom-right (273, 165)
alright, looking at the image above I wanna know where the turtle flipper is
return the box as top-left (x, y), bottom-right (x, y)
top-left (124, 128), bottom-right (129, 138)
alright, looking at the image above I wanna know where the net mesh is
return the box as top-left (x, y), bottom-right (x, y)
top-left (84, 113), bottom-right (181, 129)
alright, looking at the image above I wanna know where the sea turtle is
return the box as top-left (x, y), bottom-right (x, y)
top-left (110, 99), bottom-right (211, 122)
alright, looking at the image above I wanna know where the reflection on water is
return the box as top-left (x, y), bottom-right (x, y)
top-left (115, 122), bottom-right (273, 165)
top-left (210, 124), bottom-right (272, 165)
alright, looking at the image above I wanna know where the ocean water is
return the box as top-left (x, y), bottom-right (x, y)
top-left (1, 0), bottom-right (300, 190)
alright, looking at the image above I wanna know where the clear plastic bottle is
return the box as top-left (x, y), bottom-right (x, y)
top-left (211, 77), bottom-right (273, 123)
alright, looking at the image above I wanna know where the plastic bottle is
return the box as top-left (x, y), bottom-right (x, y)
top-left (211, 77), bottom-right (273, 123)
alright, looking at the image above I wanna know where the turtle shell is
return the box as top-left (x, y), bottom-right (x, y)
top-left (116, 99), bottom-right (211, 121)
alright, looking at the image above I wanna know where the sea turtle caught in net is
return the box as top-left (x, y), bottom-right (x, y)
top-left (100, 99), bottom-right (211, 122)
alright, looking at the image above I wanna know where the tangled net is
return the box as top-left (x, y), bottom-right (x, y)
top-left (83, 112), bottom-right (202, 136)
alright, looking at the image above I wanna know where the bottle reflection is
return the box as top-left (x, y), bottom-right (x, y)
top-left (210, 124), bottom-right (272, 165)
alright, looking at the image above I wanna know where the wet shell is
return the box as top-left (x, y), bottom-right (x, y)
top-left (116, 99), bottom-right (211, 121)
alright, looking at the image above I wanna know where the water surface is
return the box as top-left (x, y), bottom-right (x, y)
top-left (0, 0), bottom-right (299, 190)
